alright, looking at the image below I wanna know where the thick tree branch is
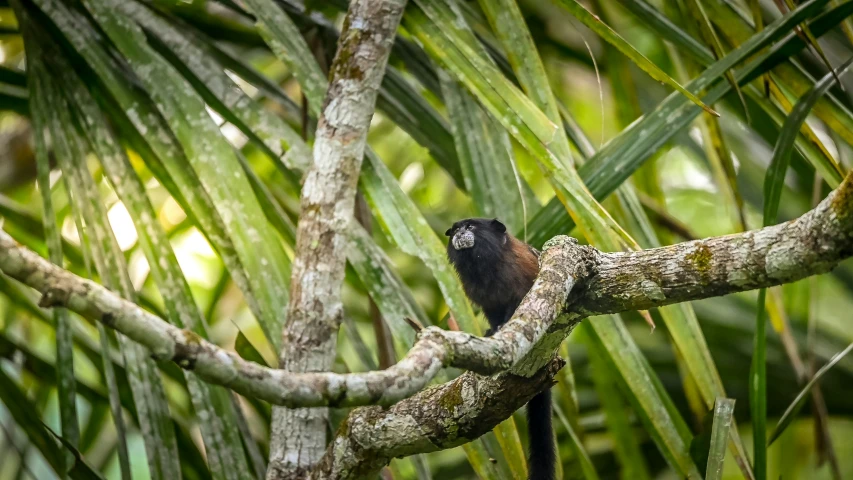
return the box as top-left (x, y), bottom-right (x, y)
top-left (577, 174), bottom-right (853, 315)
top-left (0, 173), bottom-right (850, 415)
top-left (309, 358), bottom-right (566, 479)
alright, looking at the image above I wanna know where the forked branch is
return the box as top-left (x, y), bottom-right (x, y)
top-left (0, 172), bottom-right (849, 409)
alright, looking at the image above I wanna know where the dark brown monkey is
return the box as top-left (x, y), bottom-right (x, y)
top-left (446, 218), bottom-right (555, 480)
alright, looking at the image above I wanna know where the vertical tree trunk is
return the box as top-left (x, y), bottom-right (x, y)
top-left (266, 1), bottom-right (408, 478)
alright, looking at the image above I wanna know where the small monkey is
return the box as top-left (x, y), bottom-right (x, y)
top-left (446, 218), bottom-right (555, 480)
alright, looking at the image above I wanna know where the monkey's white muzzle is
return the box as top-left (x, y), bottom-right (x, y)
top-left (452, 230), bottom-right (475, 250)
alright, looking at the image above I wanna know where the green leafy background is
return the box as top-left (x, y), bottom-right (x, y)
top-left (0, 0), bottom-right (852, 479)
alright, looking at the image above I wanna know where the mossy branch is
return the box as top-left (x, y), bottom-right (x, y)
top-left (0, 173), bottom-right (850, 478)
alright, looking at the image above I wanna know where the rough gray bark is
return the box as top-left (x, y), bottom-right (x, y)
top-left (310, 358), bottom-right (566, 479)
top-left (0, 172), bottom-right (850, 478)
top-left (310, 171), bottom-right (853, 479)
top-left (267, 1), bottom-right (407, 478)
top-left (1, 172), bottom-right (850, 403)
top-left (577, 179), bottom-right (853, 315)
top-left (0, 231), bottom-right (576, 406)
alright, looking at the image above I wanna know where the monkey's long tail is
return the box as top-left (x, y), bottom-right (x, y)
top-left (526, 388), bottom-right (556, 480)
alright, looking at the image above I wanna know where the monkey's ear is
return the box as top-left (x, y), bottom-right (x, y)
top-left (491, 218), bottom-right (506, 233)
top-left (444, 228), bottom-right (453, 236)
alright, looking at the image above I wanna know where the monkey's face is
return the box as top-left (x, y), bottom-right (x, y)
top-left (449, 224), bottom-right (476, 250)
top-left (445, 218), bottom-right (507, 255)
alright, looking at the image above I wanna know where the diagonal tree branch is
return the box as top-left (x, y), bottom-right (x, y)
top-left (0, 228), bottom-right (578, 405)
top-left (576, 174), bottom-right (853, 315)
top-left (307, 170), bottom-right (853, 479)
top-left (267, 1), bottom-right (407, 477)
top-left (0, 169), bottom-right (851, 476)
top-left (0, 172), bottom-right (850, 411)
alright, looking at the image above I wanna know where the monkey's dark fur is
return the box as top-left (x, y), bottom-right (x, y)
top-left (446, 218), bottom-right (555, 480)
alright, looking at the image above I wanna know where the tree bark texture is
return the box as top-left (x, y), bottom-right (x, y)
top-left (267, 1), bottom-right (407, 478)
top-left (0, 172), bottom-right (850, 478)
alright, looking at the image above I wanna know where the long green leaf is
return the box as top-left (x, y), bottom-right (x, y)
top-left (82, 0), bottom-right (293, 349)
top-left (25, 29), bottom-right (80, 463)
top-left (582, 324), bottom-right (652, 479)
top-left (0, 368), bottom-right (104, 480)
top-left (477, 0), bottom-right (564, 126)
top-left (33, 0), bottom-right (272, 343)
top-left (753, 56), bottom-right (853, 478)
top-left (240, 0), bottom-right (328, 117)
top-left (58, 53), bottom-right (255, 479)
top-left (588, 318), bottom-right (699, 476)
top-left (750, 288), bottom-right (768, 480)
top-left (361, 151), bottom-right (479, 333)
top-left (94, 326), bottom-right (132, 480)
top-left (552, 0), bottom-right (716, 116)
top-left (768, 341), bottom-right (853, 445)
top-left (440, 72), bottom-right (530, 243)
top-left (706, 398), bottom-right (735, 480)
top-left (15, 8), bottom-right (80, 465)
top-left (763, 56), bottom-right (853, 224)
top-left (128, 2), bottom-right (310, 174)
top-left (29, 52), bottom-right (182, 480)
top-left (408, 0), bottom-right (631, 249)
top-left (526, 0), bottom-right (841, 247)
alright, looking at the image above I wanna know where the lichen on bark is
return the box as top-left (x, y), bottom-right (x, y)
top-left (267, 1), bottom-right (408, 478)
